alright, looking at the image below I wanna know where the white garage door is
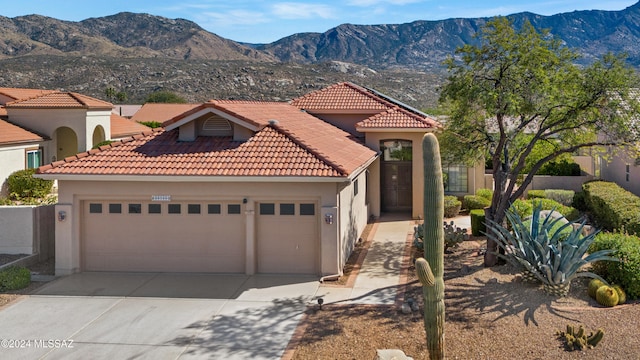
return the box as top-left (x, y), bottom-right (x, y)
top-left (82, 200), bottom-right (245, 273)
top-left (257, 201), bottom-right (318, 274)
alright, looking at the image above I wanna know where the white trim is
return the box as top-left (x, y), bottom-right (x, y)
top-left (34, 174), bottom-right (351, 183)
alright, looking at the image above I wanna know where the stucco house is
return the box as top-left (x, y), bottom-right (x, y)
top-left (0, 88), bottom-right (148, 195)
top-left (36, 82), bottom-right (485, 277)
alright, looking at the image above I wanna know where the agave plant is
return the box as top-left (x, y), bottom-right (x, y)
top-left (487, 205), bottom-right (617, 296)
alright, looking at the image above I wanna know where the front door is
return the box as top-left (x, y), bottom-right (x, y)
top-left (380, 140), bottom-right (413, 212)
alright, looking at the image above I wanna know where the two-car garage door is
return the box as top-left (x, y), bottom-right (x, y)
top-left (82, 200), bottom-right (318, 274)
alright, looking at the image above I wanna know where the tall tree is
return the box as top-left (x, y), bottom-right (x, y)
top-left (439, 17), bottom-right (640, 266)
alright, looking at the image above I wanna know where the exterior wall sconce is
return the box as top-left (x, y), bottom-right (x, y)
top-left (324, 213), bottom-right (334, 225)
top-left (58, 211), bottom-right (67, 222)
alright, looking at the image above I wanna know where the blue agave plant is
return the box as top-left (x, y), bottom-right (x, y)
top-left (487, 205), bottom-right (617, 296)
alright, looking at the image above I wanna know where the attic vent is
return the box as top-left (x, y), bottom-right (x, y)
top-left (203, 116), bottom-right (232, 131)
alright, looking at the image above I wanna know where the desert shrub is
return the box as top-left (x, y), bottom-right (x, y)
top-left (590, 232), bottom-right (640, 299)
top-left (470, 209), bottom-right (486, 236)
top-left (138, 121), bottom-right (163, 128)
top-left (529, 198), bottom-right (580, 221)
top-left (443, 196), bottom-right (461, 218)
top-left (475, 188), bottom-right (493, 200)
top-left (463, 195), bottom-right (491, 210)
top-left (0, 266), bottom-right (31, 291)
top-left (544, 189), bottom-right (575, 206)
top-left (7, 169), bottom-right (53, 200)
top-left (538, 160), bottom-right (582, 176)
top-left (510, 199), bottom-right (534, 218)
top-left (526, 190), bottom-right (546, 199)
top-left (572, 191), bottom-right (588, 211)
top-left (92, 140), bottom-right (115, 149)
top-left (583, 181), bottom-right (640, 234)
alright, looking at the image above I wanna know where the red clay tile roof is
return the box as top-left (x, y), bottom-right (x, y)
top-left (0, 119), bottom-right (46, 145)
top-left (291, 82), bottom-right (390, 111)
top-left (110, 114), bottom-right (150, 138)
top-left (38, 101), bottom-right (377, 178)
top-left (131, 103), bottom-right (200, 124)
top-left (0, 107), bottom-right (6, 117)
top-left (0, 88), bottom-right (57, 105)
top-left (356, 107), bottom-right (441, 129)
top-left (39, 127), bottom-right (351, 177)
top-left (5, 92), bottom-right (112, 110)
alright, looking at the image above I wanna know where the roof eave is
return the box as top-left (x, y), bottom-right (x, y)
top-left (355, 127), bottom-right (440, 133)
top-left (34, 174), bottom-right (351, 183)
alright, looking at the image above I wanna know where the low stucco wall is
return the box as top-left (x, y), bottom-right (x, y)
top-left (525, 175), bottom-right (593, 193)
top-left (0, 205), bottom-right (55, 257)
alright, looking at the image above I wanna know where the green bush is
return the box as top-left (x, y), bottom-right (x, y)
top-left (7, 169), bottom-right (53, 200)
top-left (0, 266), bottom-right (31, 291)
top-left (590, 232), bottom-right (640, 299)
top-left (92, 140), bottom-right (115, 149)
top-left (138, 121), bottom-right (163, 128)
top-left (526, 190), bottom-right (546, 199)
top-left (510, 199), bottom-right (534, 219)
top-left (572, 191), bottom-right (588, 211)
top-left (529, 198), bottom-right (580, 221)
top-left (475, 188), bottom-right (493, 200)
top-left (583, 181), bottom-right (640, 234)
top-left (470, 209), bottom-right (486, 236)
top-left (538, 160), bottom-right (581, 176)
top-left (544, 189), bottom-right (575, 207)
top-left (444, 196), bottom-right (461, 218)
top-left (463, 195), bottom-right (491, 211)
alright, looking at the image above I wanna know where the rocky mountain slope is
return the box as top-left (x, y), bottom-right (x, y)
top-left (0, 4), bottom-right (639, 107)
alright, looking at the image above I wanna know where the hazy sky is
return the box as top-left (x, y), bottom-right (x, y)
top-left (2, 1), bottom-right (637, 43)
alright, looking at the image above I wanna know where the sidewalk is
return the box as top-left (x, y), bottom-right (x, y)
top-left (313, 214), bottom-right (471, 306)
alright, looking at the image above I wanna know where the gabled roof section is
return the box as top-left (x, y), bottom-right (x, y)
top-left (0, 119), bottom-right (47, 145)
top-left (356, 107), bottom-right (441, 130)
top-left (5, 92), bottom-right (112, 110)
top-left (291, 82), bottom-right (390, 112)
top-left (0, 88), bottom-right (56, 105)
top-left (110, 114), bottom-right (151, 138)
top-left (38, 101), bottom-right (378, 179)
top-left (130, 103), bottom-right (200, 124)
top-left (38, 127), bottom-right (350, 178)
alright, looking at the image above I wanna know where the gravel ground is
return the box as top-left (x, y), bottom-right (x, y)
top-left (292, 238), bottom-right (640, 360)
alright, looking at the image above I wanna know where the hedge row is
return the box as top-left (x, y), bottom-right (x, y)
top-left (590, 232), bottom-right (640, 299)
top-left (526, 189), bottom-right (575, 206)
top-left (583, 181), bottom-right (640, 234)
top-left (510, 198), bottom-right (580, 222)
top-left (470, 209), bottom-right (486, 236)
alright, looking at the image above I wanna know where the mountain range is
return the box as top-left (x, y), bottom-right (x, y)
top-left (0, 2), bottom-right (639, 106)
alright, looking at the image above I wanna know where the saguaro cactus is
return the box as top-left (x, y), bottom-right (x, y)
top-left (415, 133), bottom-right (445, 360)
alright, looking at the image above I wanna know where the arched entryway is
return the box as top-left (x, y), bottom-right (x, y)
top-left (92, 125), bottom-right (105, 149)
top-left (380, 139), bottom-right (413, 212)
top-left (55, 127), bottom-right (78, 161)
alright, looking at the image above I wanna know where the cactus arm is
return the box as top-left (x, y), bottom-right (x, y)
top-left (415, 258), bottom-right (435, 286)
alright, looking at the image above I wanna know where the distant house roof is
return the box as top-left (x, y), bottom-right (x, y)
top-left (110, 114), bottom-right (150, 138)
top-left (291, 82), bottom-right (440, 130)
top-left (0, 119), bottom-right (46, 146)
top-left (5, 92), bottom-right (112, 110)
top-left (38, 100), bottom-right (377, 179)
top-left (0, 88), bottom-right (57, 105)
top-left (130, 103), bottom-right (200, 124)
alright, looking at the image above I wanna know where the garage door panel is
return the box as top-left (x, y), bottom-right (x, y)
top-left (257, 202), bottom-right (318, 274)
top-left (82, 201), bottom-right (245, 273)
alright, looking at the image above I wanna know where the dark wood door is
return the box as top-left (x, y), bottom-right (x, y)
top-left (381, 162), bottom-right (412, 212)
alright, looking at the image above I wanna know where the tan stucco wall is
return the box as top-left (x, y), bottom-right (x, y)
top-left (7, 108), bottom-right (111, 160)
top-left (55, 179), bottom-right (352, 276)
top-left (602, 149), bottom-right (640, 196)
top-left (306, 113), bottom-right (372, 137)
top-left (338, 171), bottom-right (369, 270)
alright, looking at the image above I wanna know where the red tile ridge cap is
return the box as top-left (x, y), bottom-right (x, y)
top-left (267, 123), bottom-right (349, 176)
top-left (36, 127), bottom-right (163, 174)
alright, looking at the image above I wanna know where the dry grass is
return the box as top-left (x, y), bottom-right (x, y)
top-left (291, 237), bottom-right (640, 360)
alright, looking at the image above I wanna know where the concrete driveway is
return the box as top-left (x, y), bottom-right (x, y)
top-left (0, 272), bottom-right (319, 359)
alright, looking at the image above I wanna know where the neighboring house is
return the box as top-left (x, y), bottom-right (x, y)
top-left (601, 146), bottom-right (640, 195)
top-left (36, 82), bottom-right (485, 277)
top-left (0, 88), bottom-right (149, 196)
top-left (130, 103), bottom-right (200, 124)
top-left (112, 105), bottom-right (142, 118)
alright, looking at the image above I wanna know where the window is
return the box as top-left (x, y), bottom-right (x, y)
top-left (444, 165), bottom-right (468, 193)
top-left (188, 204), bottom-right (201, 214)
top-left (109, 203), bottom-right (122, 214)
top-left (89, 203), bottom-right (102, 214)
top-left (259, 203), bottom-right (275, 215)
top-left (354, 179), bottom-right (359, 196)
top-left (128, 204), bottom-right (142, 214)
top-left (228, 204), bottom-right (241, 214)
top-left (208, 204), bottom-right (221, 214)
top-left (300, 203), bottom-right (315, 216)
top-left (380, 140), bottom-right (412, 161)
top-left (280, 203), bottom-right (295, 215)
top-left (626, 164), bottom-right (631, 182)
top-left (168, 204), bottom-right (181, 214)
top-left (26, 148), bottom-right (42, 169)
top-left (148, 204), bottom-right (162, 214)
